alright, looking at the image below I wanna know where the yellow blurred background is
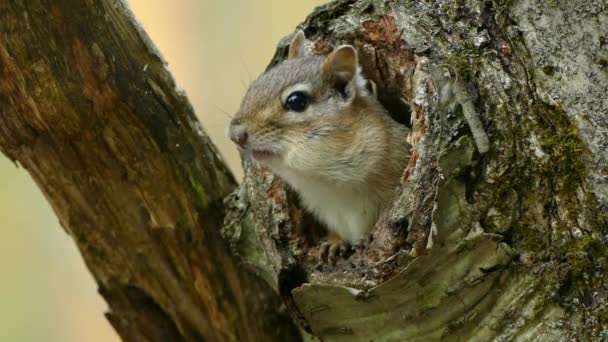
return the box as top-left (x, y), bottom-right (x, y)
top-left (0, 1), bottom-right (326, 340)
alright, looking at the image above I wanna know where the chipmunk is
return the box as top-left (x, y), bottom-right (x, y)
top-left (228, 31), bottom-right (410, 262)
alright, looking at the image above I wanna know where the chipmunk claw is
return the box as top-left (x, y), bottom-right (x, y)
top-left (318, 239), bottom-right (352, 265)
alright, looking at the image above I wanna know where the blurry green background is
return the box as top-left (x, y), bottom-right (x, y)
top-left (0, 1), bottom-right (326, 340)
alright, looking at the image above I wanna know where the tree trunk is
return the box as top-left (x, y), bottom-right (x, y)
top-left (1, 0), bottom-right (607, 341)
top-left (224, 0), bottom-right (608, 341)
top-left (0, 1), bottom-right (299, 341)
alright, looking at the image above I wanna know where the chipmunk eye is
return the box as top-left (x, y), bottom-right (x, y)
top-left (284, 91), bottom-right (309, 112)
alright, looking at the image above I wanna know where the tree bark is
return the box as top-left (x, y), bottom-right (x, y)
top-left (223, 0), bottom-right (608, 341)
top-left (0, 1), bottom-right (299, 341)
top-left (2, 0), bottom-right (608, 341)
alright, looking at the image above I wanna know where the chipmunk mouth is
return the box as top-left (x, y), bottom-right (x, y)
top-left (251, 149), bottom-right (278, 162)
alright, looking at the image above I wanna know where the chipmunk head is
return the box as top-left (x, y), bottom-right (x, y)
top-left (229, 30), bottom-right (387, 180)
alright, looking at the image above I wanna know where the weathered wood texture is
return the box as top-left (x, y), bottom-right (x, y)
top-left (0, 1), bottom-right (299, 341)
top-left (223, 0), bottom-right (608, 340)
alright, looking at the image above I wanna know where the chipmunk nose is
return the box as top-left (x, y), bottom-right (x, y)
top-left (229, 125), bottom-right (248, 147)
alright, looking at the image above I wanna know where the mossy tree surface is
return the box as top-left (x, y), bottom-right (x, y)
top-left (225, 0), bottom-right (608, 340)
top-left (1, 0), bottom-right (607, 341)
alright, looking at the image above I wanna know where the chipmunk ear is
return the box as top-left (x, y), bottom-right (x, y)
top-left (288, 30), bottom-right (306, 59)
top-left (322, 45), bottom-right (358, 98)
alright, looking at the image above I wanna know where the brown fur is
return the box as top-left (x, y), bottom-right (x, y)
top-left (229, 31), bottom-right (411, 242)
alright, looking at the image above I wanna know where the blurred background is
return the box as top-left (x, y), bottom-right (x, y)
top-left (0, 1), bottom-right (326, 340)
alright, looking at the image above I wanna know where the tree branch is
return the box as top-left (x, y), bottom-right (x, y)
top-left (0, 1), bottom-right (298, 341)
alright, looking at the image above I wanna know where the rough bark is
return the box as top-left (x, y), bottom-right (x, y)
top-left (222, 0), bottom-right (608, 341)
top-left (0, 1), bottom-right (299, 341)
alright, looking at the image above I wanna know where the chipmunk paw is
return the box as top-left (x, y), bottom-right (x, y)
top-left (317, 237), bottom-right (352, 266)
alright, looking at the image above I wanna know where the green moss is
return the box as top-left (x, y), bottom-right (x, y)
top-left (457, 9), bottom-right (607, 332)
top-left (492, 162), bottom-right (533, 208)
top-left (526, 103), bottom-right (604, 302)
top-left (447, 0), bottom-right (463, 21)
top-left (446, 48), bottom-right (483, 78)
top-left (532, 102), bottom-right (587, 196)
top-left (541, 64), bottom-right (555, 75)
top-left (595, 58), bottom-right (607, 67)
top-left (510, 102), bottom-right (585, 242)
top-left (566, 236), bottom-right (593, 276)
top-left (485, 103), bottom-right (586, 205)
top-left (512, 224), bottom-right (547, 252)
top-left (493, 0), bottom-right (514, 8)
top-left (492, 0), bottom-right (516, 31)
top-left (439, 3), bottom-right (603, 312)
top-left (552, 235), bottom-right (601, 298)
top-left (480, 98), bottom-right (601, 307)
